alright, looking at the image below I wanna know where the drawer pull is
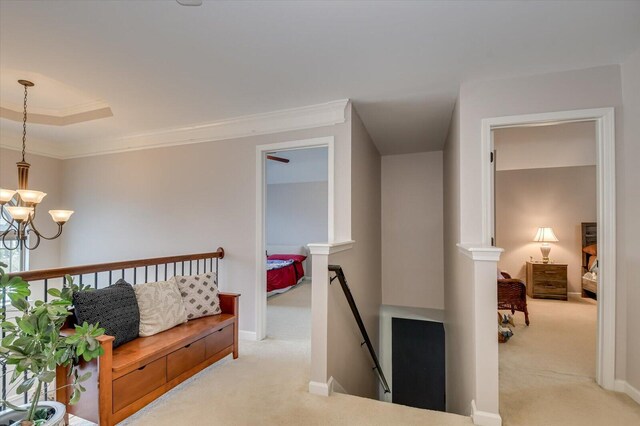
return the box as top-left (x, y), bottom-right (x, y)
top-left (137, 365), bottom-right (147, 371)
top-left (184, 343), bottom-right (192, 348)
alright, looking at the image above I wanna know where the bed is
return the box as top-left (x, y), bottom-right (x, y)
top-left (266, 245), bottom-right (309, 296)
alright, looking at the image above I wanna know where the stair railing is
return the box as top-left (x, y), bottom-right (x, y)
top-left (328, 265), bottom-right (390, 394)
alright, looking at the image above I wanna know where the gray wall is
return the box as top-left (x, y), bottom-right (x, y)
top-left (381, 151), bottom-right (444, 310)
top-left (443, 100), bottom-right (477, 415)
top-left (496, 166), bottom-right (597, 294)
top-left (327, 108), bottom-right (381, 398)
top-left (58, 122), bottom-right (351, 335)
top-left (621, 49), bottom-right (640, 395)
top-left (266, 180), bottom-right (328, 275)
top-left (0, 148), bottom-right (63, 270)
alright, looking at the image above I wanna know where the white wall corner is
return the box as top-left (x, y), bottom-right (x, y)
top-left (471, 400), bottom-right (502, 426)
top-left (238, 330), bottom-right (257, 341)
top-left (614, 380), bottom-right (640, 405)
top-left (457, 243), bottom-right (504, 262)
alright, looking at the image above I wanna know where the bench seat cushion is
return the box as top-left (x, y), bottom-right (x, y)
top-left (111, 313), bottom-right (235, 378)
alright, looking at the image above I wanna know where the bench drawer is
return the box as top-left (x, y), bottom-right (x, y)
top-left (205, 324), bottom-right (234, 358)
top-left (113, 357), bottom-right (166, 413)
top-left (167, 338), bottom-right (206, 382)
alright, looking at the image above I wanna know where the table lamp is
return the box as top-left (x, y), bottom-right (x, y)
top-left (533, 227), bottom-right (558, 263)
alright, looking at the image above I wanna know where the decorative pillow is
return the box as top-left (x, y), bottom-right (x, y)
top-left (175, 273), bottom-right (221, 320)
top-left (73, 279), bottom-right (140, 348)
top-left (134, 278), bottom-right (187, 337)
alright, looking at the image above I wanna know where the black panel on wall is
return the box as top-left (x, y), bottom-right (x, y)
top-left (392, 317), bottom-right (445, 411)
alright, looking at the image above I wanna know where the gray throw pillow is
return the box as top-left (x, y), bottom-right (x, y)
top-left (73, 279), bottom-right (140, 348)
top-left (175, 273), bottom-right (221, 320)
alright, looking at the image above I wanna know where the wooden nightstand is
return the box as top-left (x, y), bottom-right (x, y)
top-left (525, 261), bottom-right (568, 300)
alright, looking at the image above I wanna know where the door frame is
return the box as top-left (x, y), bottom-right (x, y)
top-left (255, 136), bottom-right (334, 340)
top-left (481, 107), bottom-right (616, 390)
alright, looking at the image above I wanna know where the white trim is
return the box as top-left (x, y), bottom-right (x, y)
top-left (457, 243), bottom-right (503, 262)
top-left (309, 377), bottom-right (335, 396)
top-left (307, 240), bottom-right (355, 255)
top-left (481, 107), bottom-right (617, 391)
top-left (614, 380), bottom-right (640, 405)
top-left (471, 400), bottom-right (502, 426)
top-left (0, 99), bottom-right (349, 160)
top-left (256, 136), bottom-right (335, 341)
top-left (238, 330), bottom-right (257, 341)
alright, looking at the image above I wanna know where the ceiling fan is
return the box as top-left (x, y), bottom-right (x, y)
top-left (267, 155), bottom-right (290, 164)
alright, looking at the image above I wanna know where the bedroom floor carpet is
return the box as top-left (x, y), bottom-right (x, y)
top-left (499, 295), bottom-right (640, 426)
top-left (114, 280), bottom-right (472, 426)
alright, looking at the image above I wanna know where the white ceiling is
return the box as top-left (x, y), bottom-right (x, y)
top-left (1, 1), bottom-right (639, 156)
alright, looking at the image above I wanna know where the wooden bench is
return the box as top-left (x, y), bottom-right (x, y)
top-left (56, 292), bottom-right (239, 426)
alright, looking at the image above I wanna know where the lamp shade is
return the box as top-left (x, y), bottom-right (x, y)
top-left (533, 227), bottom-right (559, 242)
top-left (48, 210), bottom-right (74, 224)
top-left (5, 206), bottom-right (34, 222)
top-left (16, 189), bottom-right (47, 205)
top-left (0, 188), bottom-right (16, 204)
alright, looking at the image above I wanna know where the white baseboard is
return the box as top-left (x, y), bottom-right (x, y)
top-left (471, 400), bottom-right (502, 426)
top-left (615, 379), bottom-right (640, 405)
top-left (309, 377), bottom-right (335, 396)
top-left (239, 330), bottom-right (257, 341)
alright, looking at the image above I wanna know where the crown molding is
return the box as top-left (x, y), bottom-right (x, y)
top-left (0, 130), bottom-right (70, 160)
top-left (1, 99), bottom-right (349, 160)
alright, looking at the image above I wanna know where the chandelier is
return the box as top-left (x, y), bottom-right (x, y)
top-left (0, 80), bottom-right (74, 251)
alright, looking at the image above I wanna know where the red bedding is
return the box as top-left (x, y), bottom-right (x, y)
top-left (267, 254), bottom-right (306, 293)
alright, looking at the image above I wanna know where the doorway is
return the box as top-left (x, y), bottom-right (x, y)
top-left (264, 147), bottom-right (328, 340)
top-left (479, 108), bottom-right (617, 424)
top-left (493, 121), bottom-right (600, 423)
top-left (255, 137), bottom-right (334, 341)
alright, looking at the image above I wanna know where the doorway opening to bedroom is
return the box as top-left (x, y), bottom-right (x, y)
top-left (492, 118), bottom-right (616, 424)
top-left (264, 146), bottom-right (329, 341)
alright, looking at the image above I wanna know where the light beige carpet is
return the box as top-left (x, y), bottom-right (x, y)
top-left (114, 280), bottom-right (471, 426)
top-left (499, 295), bottom-right (640, 426)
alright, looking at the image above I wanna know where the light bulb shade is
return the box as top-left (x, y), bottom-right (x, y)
top-left (0, 188), bottom-right (16, 204)
top-left (48, 209), bottom-right (74, 224)
top-left (16, 189), bottom-right (47, 205)
top-left (533, 227), bottom-right (559, 242)
top-left (5, 206), bottom-right (34, 222)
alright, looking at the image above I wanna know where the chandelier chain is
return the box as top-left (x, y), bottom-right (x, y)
top-left (22, 83), bottom-right (28, 162)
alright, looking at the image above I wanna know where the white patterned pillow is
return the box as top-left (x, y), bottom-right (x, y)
top-left (134, 278), bottom-right (188, 337)
top-left (175, 273), bottom-right (221, 320)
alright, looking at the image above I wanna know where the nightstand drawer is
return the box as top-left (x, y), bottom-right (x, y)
top-left (532, 267), bottom-right (566, 282)
top-left (533, 282), bottom-right (566, 295)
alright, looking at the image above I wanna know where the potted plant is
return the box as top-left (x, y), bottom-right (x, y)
top-left (0, 262), bottom-right (104, 426)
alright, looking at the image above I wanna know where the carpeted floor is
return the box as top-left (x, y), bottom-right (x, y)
top-left (114, 279), bottom-right (472, 425)
top-left (499, 295), bottom-right (640, 426)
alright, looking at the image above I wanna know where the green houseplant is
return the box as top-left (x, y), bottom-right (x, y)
top-left (0, 262), bottom-right (105, 426)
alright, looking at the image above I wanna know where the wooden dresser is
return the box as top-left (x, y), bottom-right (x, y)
top-left (526, 261), bottom-right (568, 300)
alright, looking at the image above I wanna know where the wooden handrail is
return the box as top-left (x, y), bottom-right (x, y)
top-left (7, 247), bottom-right (225, 281)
